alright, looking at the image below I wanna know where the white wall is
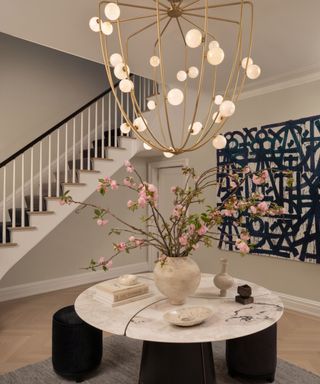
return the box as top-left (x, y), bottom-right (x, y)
top-left (0, 32), bottom-right (108, 163)
top-left (173, 79), bottom-right (320, 302)
top-left (0, 159), bottom-right (148, 288)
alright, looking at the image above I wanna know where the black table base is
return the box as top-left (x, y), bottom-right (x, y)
top-left (138, 341), bottom-right (216, 384)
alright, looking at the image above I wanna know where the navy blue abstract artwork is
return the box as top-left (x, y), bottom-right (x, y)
top-left (217, 114), bottom-right (320, 264)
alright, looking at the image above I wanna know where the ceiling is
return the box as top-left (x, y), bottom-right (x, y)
top-left (1, 0), bottom-right (320, 92)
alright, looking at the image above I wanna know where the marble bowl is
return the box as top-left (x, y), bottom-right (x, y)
top-left (163, 306), bottom-right (213, 327)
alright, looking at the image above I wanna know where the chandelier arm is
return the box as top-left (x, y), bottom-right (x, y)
top-left (115, 13), bottom-right (167, 24)
top-left (219, 1), bottom-right (244, 102)
top-left (186, 0), bottom-right (253, 12)
top-left (154, 17), bottom-right (173, 48)
top-left (194, 66), bottom-right (217, 145)
top-left (178, 0), bottom-right (208, 151)
top-left (176, 17), bottom-right (187, 45)
top-left (115, 2), bottom-right (167, 11)
top-left (180, 15), bottom-right (216, 40)
top-left (156, 0), bottom-right (175, 150)
top-left (181, 0), bottom-right (201, 10)
top-left (183, 12), bottom-right (240, 25)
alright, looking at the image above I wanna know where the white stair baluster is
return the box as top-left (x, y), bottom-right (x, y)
top-left (108, 94), bottom-right (111, 147)
top-left (12, 160), bottom-right (16, 228)
top-left (39, 141), bottom-right (43, 212)
top-left (2, 167), bottom-right (6, 243)
top-left (80, 112), bottom-right (84, 170)
top-left (56, 129), bottom-right (60, 197)
top-left (48, 135), bottom-right (52, 198)
top-left (95, 102), bottom-right (98, 157)
top-left (65, 123), bottom-right (68, 183)
top-left (87, 107), bottom-right (91, 169)
top-left (120, 91), bottom-right (124, 136)
top-left (72, 118), bottom-right (76, 183)
top-left (114, 90), bottom-right (118, 147)
top-left (30, 147), bottom-right (34, 211)
top-left (101, 97), bottom-right (105, 158)
top-left (21, 154), bottom-right (25, 227)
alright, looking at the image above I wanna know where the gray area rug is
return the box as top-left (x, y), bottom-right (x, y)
top-left (0, 336), bottom-right (319, 384)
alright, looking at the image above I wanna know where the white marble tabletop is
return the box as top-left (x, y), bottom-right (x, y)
top-left (75, 273), bottom-right (283, 343)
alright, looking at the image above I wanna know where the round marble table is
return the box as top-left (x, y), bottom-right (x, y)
top-left (75, 273), bottom-right (283, 384)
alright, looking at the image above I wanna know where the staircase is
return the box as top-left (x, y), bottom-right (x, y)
top-left (0, 74), bottom-right (156, 280)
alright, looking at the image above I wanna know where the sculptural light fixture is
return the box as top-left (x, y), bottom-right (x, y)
top-left (89, 0), bottom-right (260, 155)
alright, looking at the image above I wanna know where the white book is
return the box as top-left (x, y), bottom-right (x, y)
top-left (94, 292), bottom-right (153, 307)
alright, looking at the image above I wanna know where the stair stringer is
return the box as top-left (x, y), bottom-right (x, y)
top-left (0, 137), bottom-right (144, 280)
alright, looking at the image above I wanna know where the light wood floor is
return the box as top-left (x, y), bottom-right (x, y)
top-left (0, 284), bottom-right (320, 376)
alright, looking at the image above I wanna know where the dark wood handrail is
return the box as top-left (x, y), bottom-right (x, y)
top-left (0, 80), bottom-right (121, 168)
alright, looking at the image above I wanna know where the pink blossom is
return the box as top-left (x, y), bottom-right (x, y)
top-left (129, 236), bottom-right (135, 242)
top-left (230, 180), bottom-right (237, 189)
top-left (252, 175), bottom-right (265, 185)
top-left (171, 186), bottom-right (177, 193)
top-left (124, 160), bottom-right (134, 173)
top-left (235, 239), bottom-right (250, 253)
top-left (106, 260), bottom-right (113, 269)
top-left (103, 176), bottom-right (110, 182)
top-left (135, 239), bottom-right (144, 246)
top-left (252, 192), bottom-right (264, 200)
top-left (261, 170), bottom-right (269, 179)
top-left (192, 243), bottom-right (200, 250)
top-left (59, 200), bottom-right (66, 206)
top-left (197, 225), bottom-right (208, 236)
top-left (127, 200), bottom-right (134, 208)
top-left (138, 196), bottom-right (147, 208)
top-left (148, 184), bottom-right (157, 193)
top-left (117, 242), bottom-right (126, 252)
top-left (221, 209), bottom-right (235, 217)
top-left (172, 204), bottom-right (185, 218)
top-left (279, 207), bottom-right (286, 214)
top-left (257, 201), bottom-right (269, 213)
top-left (179, 235), bottom-right (188, 246)
top-left (110, 180), bottom-right (118, 190)
top-left (97, 218), bottom-right (108, 226)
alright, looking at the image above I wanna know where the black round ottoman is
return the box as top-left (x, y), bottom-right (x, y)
top-left (226, 323), bottom-right (277, 383)
top-left (52, 305), bottom-right (102, 382)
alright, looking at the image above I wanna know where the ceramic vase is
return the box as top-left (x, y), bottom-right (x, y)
top-left (213, 258), bottom-right (234, 297)
top-left (153, 256), bottom-right (201, 305)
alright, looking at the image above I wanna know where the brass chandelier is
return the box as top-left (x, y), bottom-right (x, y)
top-left (89, 0), bottom-right (260, 155)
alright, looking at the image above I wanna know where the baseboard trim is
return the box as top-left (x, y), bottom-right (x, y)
top-left (276, 291), bottom-right (320, 318)
top-left (0, 262), bottom-right (150, 302)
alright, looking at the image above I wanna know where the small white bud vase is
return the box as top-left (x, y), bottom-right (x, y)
top-left (153, 256), bottom-right (201, 305)
top-left (213, 258), bottom-right (234, 297)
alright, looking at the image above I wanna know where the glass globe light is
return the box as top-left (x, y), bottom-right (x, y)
top-left (89, 17), bottom-right (100, 32)
top-left (241, 57), bottom-right (253, 69)
top-left (133, 116), bottom-right (148, 132)
top-left (177, 70), bottom-right (187, 82)
top-left (209, 40), bottom-right (220, 50)
top-left (114, 63), bottom-right (130, 80)
top-left (143, 143), bottom-right (152, 150)
top-left (101, 21), bottom-right (113, 36)
top-left (149, 56), bottom-right (160, 67)
top-left (212, 135), bottom-right (227, 149)
top-left (163, 152), bottom-right (174, 158)
top-left (147, 100), bottom-right (156, 110)
top-left (104, 3), bottom-right (120, 21)
top-left (246, 64), bottom-right (261, 79)
top-left (188, 66), bottom-right (199, 79)
top-left (207, 47), bottom-right (225, 65)
top-left (188, 121), bottom-right (202, 135)
top-left (212, 111), bottom-right (223, 124)
top-left (219, 100), bottom-right (235, 117)
top-left (214, 95), bottom-right (223, 105)
top-left (119, 79), bottom-right (134, 93)
top-left (120, 122), bottom-right (131, 134)
top-left (110, 53), bottom-right (123, 67)
top-left (185, 29), bottom-right (202, 48)
top-left (167, 88), bottom-right (184, 106)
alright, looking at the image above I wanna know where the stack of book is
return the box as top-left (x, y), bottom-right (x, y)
top-left (94, 278), bottom-right (151, 307)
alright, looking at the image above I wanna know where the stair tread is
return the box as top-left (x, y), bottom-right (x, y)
top-left (28, 211), bottom-right (55, 215)
top-left (9, 226), bottom-right (37, 231)
top-left (92, 157), bottom-right (114, 161)
top-left (78, 169), bottom-right (100, 174)
top-left (0, 243), bottom-right (18, 248)
top-left (106, 147), bottom-right (126, 150)
top-left (62, 182), bottom-right (86, 186)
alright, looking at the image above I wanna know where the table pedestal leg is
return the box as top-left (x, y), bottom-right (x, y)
top-left (138, 341), bottom-right (216, 384)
